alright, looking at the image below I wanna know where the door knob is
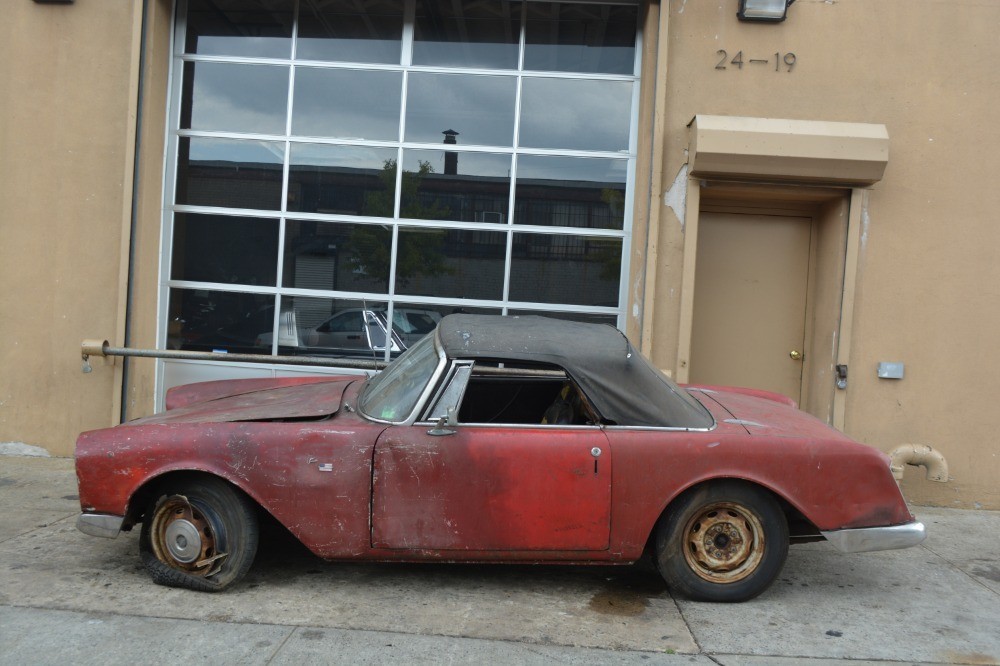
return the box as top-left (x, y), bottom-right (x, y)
top-left (789, 350), bottom-right (803, 361)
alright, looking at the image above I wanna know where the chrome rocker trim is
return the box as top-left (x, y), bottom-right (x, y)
top-left (76, 513), bottom-right (124, 539)
top-left (821, 521), bottom-right (926, 553)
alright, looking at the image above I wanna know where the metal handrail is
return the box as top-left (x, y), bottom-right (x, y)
top-left (80, 339), bottom-right (385, 372)
top-left (79, 339), bottom-right (565, 378)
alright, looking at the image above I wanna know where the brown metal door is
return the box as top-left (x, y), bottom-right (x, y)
top-left (690, 212), bottom-right (812, 401)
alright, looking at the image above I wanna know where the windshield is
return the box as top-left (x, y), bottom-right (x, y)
top-left (359, 333), bottom-right (441, 422)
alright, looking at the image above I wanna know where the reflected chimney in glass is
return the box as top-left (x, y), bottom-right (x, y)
top-left (443, 129), bottom-right (459, 175)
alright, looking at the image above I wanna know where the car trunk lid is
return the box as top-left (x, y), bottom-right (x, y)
top-left (690, 386), bottom-right (853, 441)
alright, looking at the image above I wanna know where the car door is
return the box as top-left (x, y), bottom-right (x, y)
top-left (371, 363), bottom-right (612, 552)
top-left (309, 310), bottom-right (368, 351)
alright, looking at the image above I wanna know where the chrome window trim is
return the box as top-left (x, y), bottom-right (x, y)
top-left (358, 328), bottom-right (449, 426)
top-left (412, 421), bottom-right (605, 430)
top-left (602, 423), bottom-right (719, 433)
top-left (421, 359), bottom-right (475, 422)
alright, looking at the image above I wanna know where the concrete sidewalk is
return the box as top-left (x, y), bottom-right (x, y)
top-left (1, 455), bottom-right (997, 665)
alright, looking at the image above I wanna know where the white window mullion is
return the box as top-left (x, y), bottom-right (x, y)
top-left (502, 0), bottom-right (528, 310)
top-left (402, 0), bottom-right (415, 67)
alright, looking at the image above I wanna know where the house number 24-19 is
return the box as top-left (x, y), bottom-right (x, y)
top-left (716, 50), bottom-right (797, 72)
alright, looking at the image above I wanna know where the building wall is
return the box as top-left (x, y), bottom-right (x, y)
top-left (0, 1), bottom-right (142, 455)
top-left (645, 0), bottom-right (1000, 508)
top-left (3, 0), bottom-right (998, 510)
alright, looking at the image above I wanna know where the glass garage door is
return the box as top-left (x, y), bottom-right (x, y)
top-left (161, 0), bottom-right (640, 375)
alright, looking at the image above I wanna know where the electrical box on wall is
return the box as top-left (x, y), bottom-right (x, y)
top-left (877, 362), bottom-right (905, 379)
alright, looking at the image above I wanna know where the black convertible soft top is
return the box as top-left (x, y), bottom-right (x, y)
top-left (437, 314), bottom-right (714, 429)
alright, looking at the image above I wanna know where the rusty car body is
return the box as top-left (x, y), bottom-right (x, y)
top-left (75, 314), bottom-right (925, 601)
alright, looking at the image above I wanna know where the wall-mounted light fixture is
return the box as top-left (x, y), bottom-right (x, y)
top-left (738, 0), bottom-right (794, 23)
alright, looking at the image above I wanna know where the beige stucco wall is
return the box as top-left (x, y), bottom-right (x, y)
top-left (644, 0), bottom-right (1000, 508)
top-left (3, 0), bottom-right (998, 510)
top-left (0, 1), bottom-right (142, 457)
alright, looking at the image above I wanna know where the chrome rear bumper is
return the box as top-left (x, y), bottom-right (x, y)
top-left (821, 520), bottom-right (926, 553)
top-left (76, 513), bottom-right (124, 539)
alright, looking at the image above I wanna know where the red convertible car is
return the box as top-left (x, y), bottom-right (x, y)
top-left (75, 315), bottom-right (924, 602)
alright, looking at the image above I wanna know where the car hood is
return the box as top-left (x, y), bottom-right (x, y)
top-left (130, 378), bottom-right (358, 425)
top-left (690, 385), bottom-right (854, 441)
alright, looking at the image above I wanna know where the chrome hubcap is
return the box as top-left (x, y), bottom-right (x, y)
top-left (165, 519), bottom-right (202, 564)
top-left (149, 496), bottom-right (223, 576)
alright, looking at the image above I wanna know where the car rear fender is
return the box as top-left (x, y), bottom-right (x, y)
top-left (639, 473), bottom-right (823, 552)
top-left (606, 431), bottom-right (914, 561)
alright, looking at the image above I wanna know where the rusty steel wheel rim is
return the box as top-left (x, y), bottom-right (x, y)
top-left (683, 501), bottom-right (765, 583)
top-left (149, 496), bottom-right (220, 575)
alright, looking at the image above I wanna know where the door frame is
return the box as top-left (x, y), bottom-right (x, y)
top-left (675, 180), bottom-right (867, 430)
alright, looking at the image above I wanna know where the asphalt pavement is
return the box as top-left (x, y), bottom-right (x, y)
top-left (1, 454), bottom-right (998, 665)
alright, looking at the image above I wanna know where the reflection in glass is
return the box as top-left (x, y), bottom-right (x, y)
top-left (168, 288), bottom-right (274, 354)
top-left (385, 305), bottom-right (441, 347)
top-left (515, 155), bottom-right (626, 229)
top-left (509, 233), bottom-right (621, 306)
top-left (171, 214), bottom-right (278, 285)
top-left (292, 68), bottom-right (402, 140)
top-left (389, 303), bottom-right (498, 346)
top-left (287, 144), bottom-right (398, 216)
top-left (525, 3), bottom-right (637, 75)
top-left (283, 220), bottom-right (392, 294)
top-left (405, 73), bottom-right (516, 146)
top-left (176, 137), bottom-right (284, 210)
top-left (413, 0), bottom-right (520, 69)
top-left (519, 78), bottom-right (632, 152)
top-left (183, 0), bottom-right (294, 58)
top-left (298, 0), bottom-right (403, 64)
top-left (181, 62), bottom-right (288, 135)
top-left (395, 228), bottom-right (505, 299)
top-left (267, 297), bottom-right (400, 359)
top-left (400, 149), bottom-right (511, 223)
top-left (507, 309), bottom-right (617, 326)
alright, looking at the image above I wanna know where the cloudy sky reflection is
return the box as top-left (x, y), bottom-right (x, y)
top-left (184, 67), bottom-right (632, 155)
top-left (185, 62), bottom-right (289, 135)
top-left (294, 68), bottom-right (402, 140)
top-left (519, 78), bottom-right (632, 152)
top-left (405, 73), bottom-right (516, 146)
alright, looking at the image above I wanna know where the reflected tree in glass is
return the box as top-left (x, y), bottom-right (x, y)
top-left (352, 159), bottom-right (453, 288)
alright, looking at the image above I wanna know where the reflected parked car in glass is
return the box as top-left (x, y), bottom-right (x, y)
top-left (386, 308), bottom-right (441, 346)
top-left (302, 309), bottom-right (404, 357)
top-left (257, 307), bottom-right (440, 359)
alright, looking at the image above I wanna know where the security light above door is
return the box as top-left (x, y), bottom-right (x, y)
top-left (738, 0), bottom-right (794, 23)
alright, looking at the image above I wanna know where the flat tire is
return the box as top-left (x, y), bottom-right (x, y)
top-left (139, 477), bottom-right (258, 592)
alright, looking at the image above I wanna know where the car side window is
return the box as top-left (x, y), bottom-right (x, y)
top-left (426, 361), bottom-right (599, 426)
top-left (426, 363), bottom-right (473, 422)
top-left (330, 311), bottom-right (363, 333)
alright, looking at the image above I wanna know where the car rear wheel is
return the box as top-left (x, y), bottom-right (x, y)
top-left (139, 477), bottom-right (258, 592)
top-left (654, 481), bottom-right (788, 602)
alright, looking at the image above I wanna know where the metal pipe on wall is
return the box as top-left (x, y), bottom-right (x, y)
top-left (81, 340), bottom-right (566, 378)
top-left (889, 444), bottom-right (949, 483)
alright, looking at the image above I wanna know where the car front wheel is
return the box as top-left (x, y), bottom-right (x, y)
top-left (654, 481), bottom-right (788, 602)
top-left (139, 477), bottom-right (258, 592)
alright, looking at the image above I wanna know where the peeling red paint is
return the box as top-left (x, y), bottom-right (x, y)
top-left (76, 377), bottom-right (914, 565)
